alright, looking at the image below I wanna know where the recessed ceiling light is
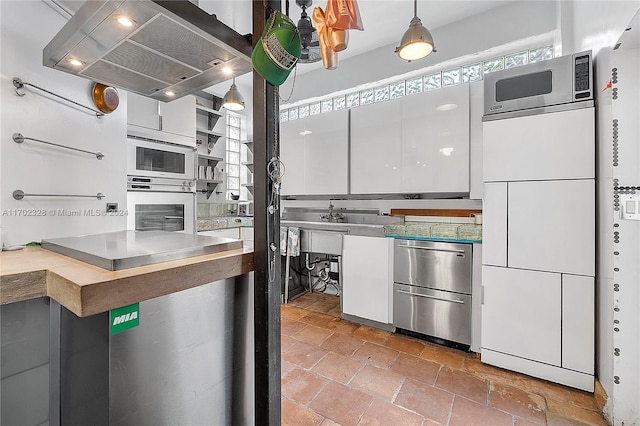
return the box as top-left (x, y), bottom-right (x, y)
top-left (67, 58), bottom-right (84, 67)
top-left (222, 66), bottom-right (233, 76)
top-left (440, 147), bottom-right (454, 156)
top-left (165, 90), bottom-right (175, 97)
top-left (116, 15), bottom-right (135, 27)
top-left (436, 103), bottom-right (458, 111)
top-left (299, 130), bottom-right (312, 136)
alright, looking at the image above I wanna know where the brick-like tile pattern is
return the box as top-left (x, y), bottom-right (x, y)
top-left (280, 293), bottom-right (606, 426)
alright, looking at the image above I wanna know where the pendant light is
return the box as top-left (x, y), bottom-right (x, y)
top-left (395, 0), bottom-right (436, 61)
top-left (222, 78), bottom-right (245, 111)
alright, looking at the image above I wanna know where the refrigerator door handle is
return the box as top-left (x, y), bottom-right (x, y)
top-left (396, 289), bottom-right (465, 304)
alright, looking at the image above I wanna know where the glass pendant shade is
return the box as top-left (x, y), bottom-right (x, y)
top-left (396, 0), bottom-right (436, 61)
top-left (222, 81), bottom-right (245, 111)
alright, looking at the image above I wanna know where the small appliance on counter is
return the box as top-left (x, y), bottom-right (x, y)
top-left (238, 201), bottom-right (254, 217)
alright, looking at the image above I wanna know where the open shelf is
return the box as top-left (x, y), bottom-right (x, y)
top-left (241, 183), bottom-right (254, 196)
top-left (196, 128), bottom-right (224, 137)
top-left (196, 105), bottom-right (223, 117)
top-left (241, 162), bottom-right (254, 173)
top-left (198, 154), bottom-right (223, 163)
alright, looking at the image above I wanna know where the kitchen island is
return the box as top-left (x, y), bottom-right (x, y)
top-left (0, 244), bottom-right (255, 425)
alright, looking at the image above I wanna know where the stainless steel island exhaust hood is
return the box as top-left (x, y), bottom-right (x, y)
top-left (43, 0), bottom-right (253, 102)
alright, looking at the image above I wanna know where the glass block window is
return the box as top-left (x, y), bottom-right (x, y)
top-left (299, 104), bottom-right (309, 118)
top-left (406, 77), bottom-right (423, 95)
top-left (310, 102), bottom-right (321, 115)
top-left (280, 110), bottom-right (288, 122)
top-left (424, 73), bottom-right (441, 90)
top-left (334, 95), bottom-right (346, 110)
top-left (346, 93), bottom-right (360, 108)
top-left (390, 81), bottom-right (405, 99)
top-left (483, 57), bottom-right (504, 74)
top-left (505, 51), bottom-right (528, 68)
top-left (226, 111), bottom-right (242, 200)
top-left (228, 151), bottom-right (239, 165)
top-left (360, 89), bottom-right (374, 105)
top-left (442, 68), bottom-right (461, 87)
top-left (288, 108), bottom-right (298, 120)
top-left (375, 85), bottom-right (389, 102)
top-left (529, 46), bottom-right (553, 63)
top-left (228, 140), bottom-right (239, 152)
top-left (321, 99), bottom-right (333, 113)
top-left (462, 63), bottom-right (482, 83)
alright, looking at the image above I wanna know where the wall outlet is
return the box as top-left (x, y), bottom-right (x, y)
top-left (106, 203), bottom-right (118, 212)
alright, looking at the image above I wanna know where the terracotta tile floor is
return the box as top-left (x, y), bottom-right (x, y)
top-left (281, 292), bottom-right (607, 426)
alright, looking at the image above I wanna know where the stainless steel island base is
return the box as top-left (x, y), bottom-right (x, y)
top-left (49, 274), bottom-right (254, 426)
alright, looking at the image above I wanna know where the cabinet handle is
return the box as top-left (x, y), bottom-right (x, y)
top-left (397, 244), bottom-right (465, 254)
top-left (397, 289), bottom-right (465, 304)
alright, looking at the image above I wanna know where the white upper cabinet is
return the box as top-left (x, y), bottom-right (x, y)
top-left (127, 92), bottom-right (196, 142)
top-left (351, 98), bottom-right (403, 194)
top-left (159, 95), bottom-right (196, 139)
top-left (401, 84), bottom-right (470, 193)
top-left (280, 109), bottom-right (349, 195)
top-left (483, 107), bottom-right (595, 182)
top-left (304, 109), bottom-right (349, 195)
top-left (280, 117), bottom-right (307, 195)
top-left (351, 85), bottom-right (470, 195)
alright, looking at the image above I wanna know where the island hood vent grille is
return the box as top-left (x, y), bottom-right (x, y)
top-left (43, 0), bottom-right (253, 102)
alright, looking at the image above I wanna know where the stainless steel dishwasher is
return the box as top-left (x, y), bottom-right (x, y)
top-left (393, 239), bottom-right (472, 347)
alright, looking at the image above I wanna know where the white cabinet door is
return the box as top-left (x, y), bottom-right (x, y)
top-left (350, 99), bottom-right (402, 194)
top-left (280, 118), bottom-right (307, 195)
top-left (482, 266), bottom-right (561, 366)
top-left (159, 95), bottom-right (196, 139)
top-left (508, 180), bottom-right (595, 276)
top-left (342, 235), bottom-right (392, 324)
top-left (280, 110), bottom-right (348, 195)
top-left (483, 107), bottom-right (595, 182)
top-left (482, 182), bottom-right (508, 267)
top-left (401, 83), bottom-right (470, 193)
top-left (303, 110), bottom-right (349, 195)
top-left (128, 92), bottom-right (160, 130)
top-left (562, 274), bottom-right (594, 374)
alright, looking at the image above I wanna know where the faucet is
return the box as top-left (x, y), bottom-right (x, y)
top-left (320, 202), bottom-right (345, 223)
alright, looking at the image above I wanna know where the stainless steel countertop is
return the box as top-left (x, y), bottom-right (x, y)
top-left (41, 230), bottom-right (243, 271)
top-left (280, 220), bottom-right (386, 237)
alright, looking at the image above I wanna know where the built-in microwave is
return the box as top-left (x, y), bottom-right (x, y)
top-left (127, 136), bottom-right (196, 181)
top-left (483, 51), bottom-right (592, 117)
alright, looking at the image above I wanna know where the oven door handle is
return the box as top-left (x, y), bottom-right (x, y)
top-left (397, 244), bottom-right (465, 254)
top-left (396, 289), bottom-right (465, 304)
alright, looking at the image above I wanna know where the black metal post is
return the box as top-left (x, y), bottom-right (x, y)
top-left (252, 1), bottom-right (282, 424)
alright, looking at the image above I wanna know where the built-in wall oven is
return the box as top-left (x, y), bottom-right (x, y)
top-left (393, 239), bottom-right (472, 347)
top-left (126, 136), bottom-right (196, 234)
top-left (127, 191), bottom-right (195, 234)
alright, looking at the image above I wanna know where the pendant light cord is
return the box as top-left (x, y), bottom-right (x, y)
top-left (414, 0), bottom-right (418, 18)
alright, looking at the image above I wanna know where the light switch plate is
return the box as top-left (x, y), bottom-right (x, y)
top-left (620, 194), bottom-right (640, 220)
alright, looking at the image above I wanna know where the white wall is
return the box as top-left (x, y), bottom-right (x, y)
top-left (281, 0), bottom-right (558, 103)
top-left (570, 1), bottom-right (640, 56)
top-left (0, 0), bottom-right (128, 247)
top-left (609, 29), bottom-right (640, 426)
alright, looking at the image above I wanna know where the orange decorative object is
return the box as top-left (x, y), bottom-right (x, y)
top-left (325, 0), bottom-right (364, 31)
top-left (602, 80), bottom-right (613, 92)
top-left (312, 7), bottom-right (338, 70)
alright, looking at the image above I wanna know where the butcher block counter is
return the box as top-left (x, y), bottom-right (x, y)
top-left (0, 245), bottom-right (254, 317)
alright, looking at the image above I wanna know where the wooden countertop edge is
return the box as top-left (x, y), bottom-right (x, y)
top-left (1, 247), bottom-right (255, 317)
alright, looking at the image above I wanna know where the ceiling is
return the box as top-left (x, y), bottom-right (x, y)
top-left (55, 0), bottom-right (509, 76)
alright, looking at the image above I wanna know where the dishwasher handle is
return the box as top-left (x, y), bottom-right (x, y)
top-left (397, 289), bottom-right (465, 304)
top-left (397, 244), bottom-right (465, 254)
